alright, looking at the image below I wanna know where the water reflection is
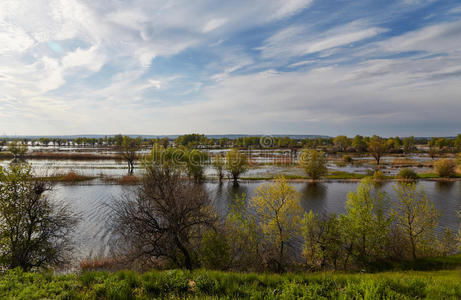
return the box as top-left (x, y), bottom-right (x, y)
top-left (435, 181), bottom-right (455, 193)
top-left (300, 182), bottom-right (327, 213)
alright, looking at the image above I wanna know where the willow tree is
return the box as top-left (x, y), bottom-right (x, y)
top-left (298, 149), bottom-right (327, 180)
top-left (225, 148), bottom-right (248, 186)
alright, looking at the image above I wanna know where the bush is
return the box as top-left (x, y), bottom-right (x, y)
top-left (373, 170), bottom-right (386, 181)
top-left (434, 159), bottom-right (456, 178)
top-left (343, 155), bottom-right (353, 163)
top-left (398, 168), bottom-right (418, 180)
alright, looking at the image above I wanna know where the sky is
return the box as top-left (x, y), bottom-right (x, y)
top-left (0, 0), bottom-right (461, 137)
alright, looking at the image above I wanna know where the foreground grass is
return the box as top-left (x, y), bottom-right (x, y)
top-left (1, 268), bottom-right (460, 299)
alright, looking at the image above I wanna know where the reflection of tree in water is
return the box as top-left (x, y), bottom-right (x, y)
top-left (435, 181), bottom-right (455, 194)
top-left (300, 182), bottom-right (327, 213)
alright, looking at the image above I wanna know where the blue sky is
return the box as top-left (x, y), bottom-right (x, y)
top-left (0, 0), bottom-right (461, 136)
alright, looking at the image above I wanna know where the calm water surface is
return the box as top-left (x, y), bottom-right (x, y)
top-left (52, 180), bottom-right (461, 259)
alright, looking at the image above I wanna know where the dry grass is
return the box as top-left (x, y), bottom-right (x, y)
top-left (57, 171), bottom-right (95, 182)
top-left (79, 256), bottom-right (122, 272)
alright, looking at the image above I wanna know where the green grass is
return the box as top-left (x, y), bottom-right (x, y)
top-left (1, 267), bottom-right (460, 299)
top-left (326, 171), bottom-right (367, 180)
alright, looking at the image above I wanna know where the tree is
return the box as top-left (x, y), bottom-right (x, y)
top-left (455, 134), bottom-right (461, 152)
top-left (352, 135), bottom-right (367, 152)
top-left (225, 149), bottom-right (248, 186)
top-left (250, 177), bottom-right (303, 272)
top-left (333, 136), bottom-right (350, 152)
top-left (298, 149), bottom-right (327, 180)
top-left (434, 159), bottom-right (456, 178)
top-left (7, 141), bottom-right (28, 160)
top-left (340, 178), bottom-right (391, 268)
top-left (301, 212), bottom-right (343, 270)
top-left (0, 163), bottom-right (79, 270)
top-left (213, 153), bottom-right (225, 184)
top-left (184, 149), bottom-right (208, 183)
top-left (402, 136), bottom-right (416, 154)
top-left (120, 136), bottom-right (142, 174)
top-left (392, 182), bottom-right (439, 260)
top-left (367, 135), bottom-right (387, 165)
top-left (110, 162), bottom-right (216, 270)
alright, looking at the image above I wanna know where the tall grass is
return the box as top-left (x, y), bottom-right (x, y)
top-left (1, 268), bottom-right (460, 299)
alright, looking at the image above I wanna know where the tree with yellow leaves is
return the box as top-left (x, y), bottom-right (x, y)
top-left (250, 176), bottom-right (303, 272)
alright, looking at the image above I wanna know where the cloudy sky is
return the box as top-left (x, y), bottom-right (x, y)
top-left (1, 0), bottom-right (460, 136)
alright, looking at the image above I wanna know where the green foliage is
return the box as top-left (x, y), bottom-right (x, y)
top-left (342, 155), bottom-right (353, 163)
top-left (212, 153), bottom-right (225, 183)
top-left (367, 135), bottom-right (387, 165)
top-left (298, 149), bottom-right (328, 180)
top-left (199, 230), bottom-right (232, 270)
top-left (0, 163), bottom-right (79, 270)
top-left (372, 170), bottom-right (386, 180)
top-left (225, 149), bottom-right (248, 186)
top-left (398, 168), bottom-right (418, 180)
top-left (434, 159), bottom-right (456, 178)
top-left (392, 182), bottom-right (439, 260)
top-left (340, 178), bottom-right (392, 268)
top-left (250, 177), bottom-right (303, 272)
top-left (7, 140), bottom-right (28, 159)
top-left (224, 194), bottom-right (262, 271)
top-left (1, 268), bottom-right (461, 299)
top-left (301, 212), bottom-right (343, 270)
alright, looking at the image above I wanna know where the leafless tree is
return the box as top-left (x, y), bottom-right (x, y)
top-left (110, 163), bottom-right (216, 270)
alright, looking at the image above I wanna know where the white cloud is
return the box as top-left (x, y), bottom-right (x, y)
top-left (62, 46), bottom-right (105, 72)
top-left (202, 18), bottom-right (228, 33)
top-left (259, 22), bottom-right (387, 59)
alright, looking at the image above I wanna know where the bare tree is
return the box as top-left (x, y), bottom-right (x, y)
top-left (0, 163), bottom-right (79, 270)
top-left (110, 163), bottom-right (216, 270)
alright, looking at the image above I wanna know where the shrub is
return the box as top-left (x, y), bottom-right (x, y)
top-left (434, 159), bottom-right (456, 178)
top-left (398, 168), bottom-right (418, 180)
top-left (373, 170), bottom-right (386, 181)
top-left (343, 155), bottom-right (353, 163)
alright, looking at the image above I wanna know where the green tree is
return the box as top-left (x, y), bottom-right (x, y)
top-left (225, 149), bottom-right (248, 186)
top-left (0, 164), bottom-right (79, 270)
top-left (333, 136), bottom-right (350, 152)
top-left (340, 178), bottom-right (391, 268)
top-left (367, 135), bottom-right (387, 165)
top-left (298, 149), bottom-right (327, 180)
top-left (434, 159), bottom-right (456, 178)
top-left (184, 149), bottom-right (208, 183)
top-left (301, 212), bottom-right (343, 270)
top-left (213, 153), bottom-right (225, 184)
top-left (352, 135), bottom-right (367, 152)
top-left (120, 136), bottom-right (142, 174)
top-left (7, 141), bottom-right (28, 159)
top-left (224, 194), bottom-right (262, 271)
top-left (402, 136), bottom-right (416, 154)
top-left (392, 182), bottom-right (439, 260)
top-left (250, 177), bottom-right (303, 272)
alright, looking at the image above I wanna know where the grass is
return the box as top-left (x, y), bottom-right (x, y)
top-left (1, 267), bottom-right (460, 299)
top-left (326, 171), bottom-right (367, 180)
top-left (35, 171), bottom-right (96, 183)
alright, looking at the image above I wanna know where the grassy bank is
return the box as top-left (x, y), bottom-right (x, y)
top-left (1, 268), bottom-right (460, 299)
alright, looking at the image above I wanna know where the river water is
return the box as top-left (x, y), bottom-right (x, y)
top-left (49, 180), bottom-right (461, 259)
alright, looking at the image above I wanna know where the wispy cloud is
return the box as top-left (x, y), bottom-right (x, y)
top-left (0, 0), bottom-right (460, 135)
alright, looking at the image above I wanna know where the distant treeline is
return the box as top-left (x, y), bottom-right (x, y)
top-left (1, 133), bottom-right (461, 154)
